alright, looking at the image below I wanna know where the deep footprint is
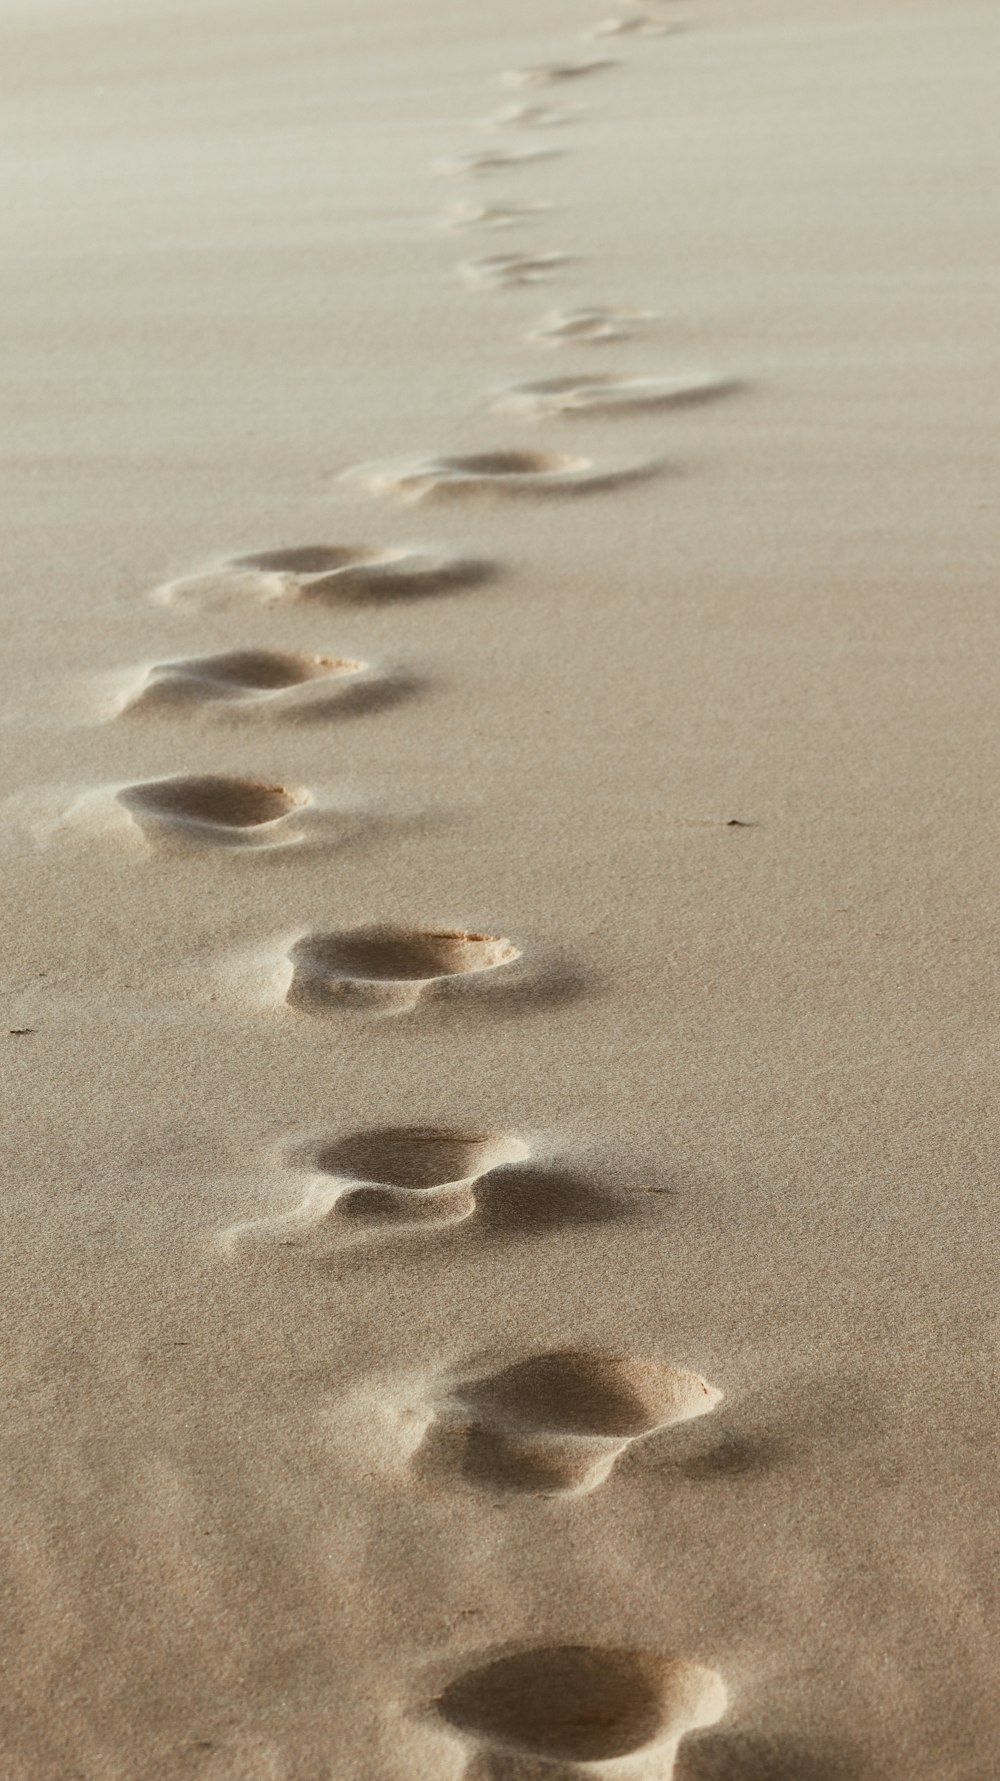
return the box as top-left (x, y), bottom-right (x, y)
top-left (287, 925), bottom-right (521, 1014)
top-left (123, 650), bottom-right (364, 713)
top-left (344, 451), bottom-right (657, 502)
top-left (309, 1127), bottom-right (529, 1229)
top-left (154, 546), bottom-right (491, 609)
top-left (493, 372), bottom-right (736, 417)
top-left (119, 774), bottom-right (310, 847)
top-left (436, 1646), bottom-right (727, 1768)
top-left (420, 1351), bottom-right (722, 1495)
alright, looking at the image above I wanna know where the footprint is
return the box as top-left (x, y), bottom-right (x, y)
top-left (286, 925), bottom-right (521, 1015)
top-left (343, 451), bottom-right (657, 503)
top-left (493, 372), bottom-right (737, 417)
top-left (459, 252), bottom-right (571, 289)
top-left (435, 1646), bottom-right (727, 1773)
top-left (308, 1129), bottom-right (532, 1235)
top-left (418, 1351), bottom-right (722, 1496)
top-left (442, 201), bottom-right (552, 232)
top-left (121, 650), bottom-right (364, 714)
top-left (588, 12), bottom-right (675, 36)
top-left (531, 305), bottom-right (659, 345)
top-left (500, 59), bottom-right (618, 87)
top-left (153, 546), bottom-right (491, 610)
top-left (118, 774), bottom-right (311, 849)
top-left (486, 102), bottom-right (582, 129)
top-left (435, 147), bottom-right (561, 177)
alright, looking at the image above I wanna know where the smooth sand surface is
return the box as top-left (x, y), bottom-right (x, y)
top-left (1, 0), bottom-right (998, 1775)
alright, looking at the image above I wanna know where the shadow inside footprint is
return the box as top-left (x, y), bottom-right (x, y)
top-left (119, 774), bottom-right (309, 847)
top-left (287, 925), bottom-right (521, 1014)
top-left (436, 1645), bottom-right (726, 1767)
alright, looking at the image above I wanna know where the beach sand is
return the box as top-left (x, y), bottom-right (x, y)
top-left (1, 0), bottom-right (997, 1775)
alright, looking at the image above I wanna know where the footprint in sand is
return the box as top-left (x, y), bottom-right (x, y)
top-left (588, 11), bottom-right (676, 37)
top-left (531, 305), bottom-right (659, 345)
top-left (435, 147), bottom-right (561, 178)
top-left (119, 650), bottom-right (365, 715)
top-left (117, 774), bottom-right (311, 850)
top-left (492, 371), bottom-right (737, 418)
top-left (343, 451), bottom-right (658, 503)
top-left (459, 252), bottom-right (571, 289)
top-left (153, 545), bottom-right (492, 610)
top-left (442, 200), bottom-right (552, 232)
top-left (500, 59), bottom-right (618, 88)
top-left (435, 1645), bottom-right (727, 1776)
top-left (227, 1129), bottom-right (532, 1252)
top-left (417, 1351), bottom-right (722, 1496)
top-left (286, 926), bottom-right (521, 1015)
top-left (486, 101), bottom-right (582, 130)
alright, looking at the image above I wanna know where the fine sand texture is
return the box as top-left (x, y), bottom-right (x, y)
top-left (1, 0), bottom-right (998, 1776)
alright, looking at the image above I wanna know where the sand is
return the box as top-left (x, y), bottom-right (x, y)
top-left (1, 0), bottom-right (997, 1775)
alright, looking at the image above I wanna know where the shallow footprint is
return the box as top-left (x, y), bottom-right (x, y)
top-left (287, 925), bottom-right (521, 1015)
top-left (419, 1351), bottom-right (722, 1496)
top-left (486, 102), bottom-right (582, 130)
top-left (588, 11), bottom-right (676, 36)
top-left (343, 451), bottom-right (657, 503)
top-left (442, 200), bottom-right (552, 232)
top-left (435, 147), bottom-right (560, 177)
top-left (493, 371), bottom-right (737, 418)
top-left (121, 650), bottom-right (364, 714)
top-left (500, 58), bottom-right (618, 87)
top-left (460, 252), bottom-right (570, 289)
top-left (531, 305), bottom-right (659, 345)
top-left (118, 774), bottom-right (310, 849)
top-left (436, 1646), bottom-right (727, 1774)
top-left (154, 545), bottom-right (491, 610)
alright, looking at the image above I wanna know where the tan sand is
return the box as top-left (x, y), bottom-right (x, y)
top-left (1, 0), bottom-right (997, 1775)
